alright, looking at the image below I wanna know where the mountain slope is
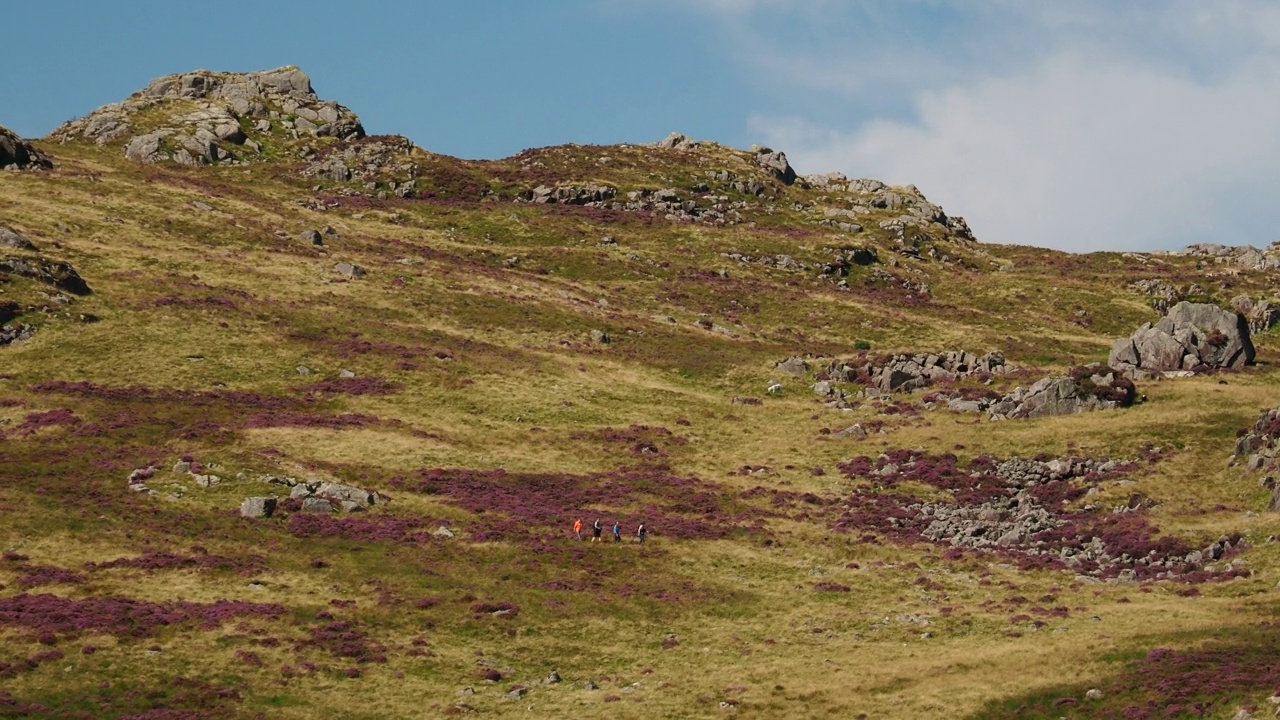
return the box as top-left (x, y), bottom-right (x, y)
top-left (0, 68), bottom-right (1277, 719)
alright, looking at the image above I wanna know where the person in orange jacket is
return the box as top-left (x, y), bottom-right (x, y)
top-left (573, 518), bottom-right (583, 541)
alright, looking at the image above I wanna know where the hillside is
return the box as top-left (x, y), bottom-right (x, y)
top-left (2, 66), bottom-right (1279, 719)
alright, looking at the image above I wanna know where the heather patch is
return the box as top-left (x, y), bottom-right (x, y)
top-left (0, 594), bottom-right (285, 640)
top-left (391, 465), bottom-right (767, 544)
top-left (986, 624), bottom-right (1280, 718)
top-left (569, 424), bottom-right (688, 458)
top-left (14, 408), bottom-right (81, 436)
top-left (12, 564), bottom-right (87, 589)
top-left (87, 551), bottom-right (267, 576)
top-left (295, 620), bottom-right (387, 664)
top-left (834, 451), bottom-right (1244, 582)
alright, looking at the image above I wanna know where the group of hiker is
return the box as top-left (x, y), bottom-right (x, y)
top-left (572, 517), bottom-right (646, 544)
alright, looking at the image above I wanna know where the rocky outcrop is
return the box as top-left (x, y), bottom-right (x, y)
top-left (1128, 279), bottom-right (1183, 314)
top-left (654, 131), bottom-right (699, 150)
top-left (1231, 295), bottom-right (1280, 334)
top-left (808, 175), bottom-right (975, 243)
top-left (1108, 301), bottom-right (1254, 377)
top-left (261, 474), bottom-right (389, 513)
top-left (821, 350), bottom-right (1009, 397)
top-left (0, 256), bottom-right (91, 295)
top-left (1178, 243), bottom-right (1280, 271)
top-left (300, 134), bottom-right (421, 196)
top-left (751, 145), bottom-right (796, 185)
top-left (937, 364), bottom-right (1135, 419)
top-left (52, 66), bottom-right (364, 166)
top-left (518, 184), bottom-right (617, 205)
top-left (989, 370), bottom-right (1134, 419)
top-left (0, 126), bottom-right (52, 170)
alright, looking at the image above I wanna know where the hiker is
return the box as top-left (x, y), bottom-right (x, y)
top-left (612, 520), bottom-right (621, 543)
top-left (591, 518), bottom-right (603, 543)
top-left (573, 518), bottom-right (583, 541)
top-left (637, 522), bottom-right (647, 544)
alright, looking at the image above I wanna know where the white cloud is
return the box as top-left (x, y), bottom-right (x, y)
top-left (751, 49), bottom-right (1280, 252)
top-left (686, 1), bottom-right (1280, 251)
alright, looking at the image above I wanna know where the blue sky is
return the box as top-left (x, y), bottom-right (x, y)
top-left (5, 1), bottom-right (1280, 254)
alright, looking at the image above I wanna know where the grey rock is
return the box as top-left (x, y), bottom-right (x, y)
top-left (655, 131), bottom-right (699, 150)
top-left (300, 497), bottom-right (335, 513)
top-left (315, 482), bottom-right (374, 505)
top-left (338, 369), bottom-right (356, 378)
top-left (589, 329), bottom-right (610, 344)
top-left (239, 496), bottom-right (277, 518)
top-left (433, 526), bottom-right (456, 538)
top-left (754, 149), bottom-right (796, 185)
top-left (0, 227), bottom-right (37, 251)
top-left (334, 262), bottom-right (366, 278)
top-left (833, 424), bottom-right (867, 440)
top-left (301, 229), bottom-right (323, 246)
top-left (339, 500), bottom-right (366, 513)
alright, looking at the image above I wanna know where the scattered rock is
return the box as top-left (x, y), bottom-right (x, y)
top-left (433, 526), bottom-right (456, 538)
top-left (1085, 689), bottom-right (1103, 701)
top-left (301, 229), bottom-right (323, 246)
top-left (589, 329), bottom-right (610, 344)
top-left (1109, 301), bottom-right (1254, 377)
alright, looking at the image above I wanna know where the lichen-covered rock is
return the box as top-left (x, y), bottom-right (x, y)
top-left (51, 66), bottom-right (364, 166)
top-left (1109, 301), bottom-right (1254, 377)
top-left (0, 126), bottom-right (52, 169)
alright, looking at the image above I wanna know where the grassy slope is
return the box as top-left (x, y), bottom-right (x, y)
top-left (0, 132), bottom-right (1277, 720)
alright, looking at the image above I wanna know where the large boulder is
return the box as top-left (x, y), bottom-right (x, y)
top-left (1108, 301), bottom-right (1254, 376)
top-left (0, 126), bottom-right (52, 170)
top-left (51, 66), bottom-right (364, 165)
